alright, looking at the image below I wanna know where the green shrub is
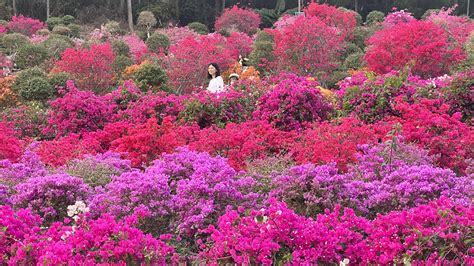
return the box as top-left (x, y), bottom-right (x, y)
top-left (49, 72), bottom-right (72, 89)
top-left (46, 17), bottom-right (63, 30)
top-left (0, 33), bottom-right (29, 54)
top-left (62, 15), bottom-right (75, 25)
top-left (15, 44), bottom-right (48, 69)
top-left (20, 76), bottom-right (54, 101)
top-left (13, 67), bottom-right (54, 102)
top-left (136, 30), bottom-right (147, 41)
top-left (113, 55), bottom-right (133, 75)
top-left (67, 23), bottom-right (81, 38)
top-left (343, 52), bottom-right (364, 70)
top-left (145, 32), bottom-right (170, 53)
top-left (249, 30), bottom-right (275, 73)
top-left (343, 42), bottom-right (362, 58)
top-left (133, 63), bottom-right (168, 92)
top-left (0, 19), bottom-right (7, 26)
top-left (366, 10), bottom-right (385, 25)
top-left (39, 35), bottom-right (74, 59)
top-left (52, 25), bottom-right (72, 36)
top-left (111, 39), bottom-right (130, 56)
top-left (37, 28), bottom-right (50, 36)
top-left (187, 22), bottom-right (209, 35)
top-left (64, 158), bottom-right (123, 188)
top-left (104, 20), bottom-right (125, 35)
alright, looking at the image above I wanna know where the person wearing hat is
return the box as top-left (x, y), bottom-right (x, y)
top-left (229, 73), bottom-right (240, 86)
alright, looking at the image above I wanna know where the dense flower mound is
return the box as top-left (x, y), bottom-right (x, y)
top-left (1, 206), bottom-right (178, 264)
top-left (12, 174), bottom-right (91, 224)
top-left (199, 198), bottom-right (473, 265)
top-left (253, 73), bottom-right (333, 131)
top-left (90, 147), bottom-right (259, 238)
top-left (0, 122), bottom-right (22, 162)
top-left (6, 15), bottom-right (45, 36)
top-left (214, 6), bottom-right (261, 36)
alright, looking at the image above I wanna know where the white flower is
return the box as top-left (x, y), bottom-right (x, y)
top-left (339, 258), bottom-right (350, 266)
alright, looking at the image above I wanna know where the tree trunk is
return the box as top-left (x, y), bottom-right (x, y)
top-left (468, 0), bottom-right (471, 16)
top-left (354, 0), bottom-right (358, 12)
top-left (12, 0), bottom-right (17, 16)
top-left (222, 0), bottom-right (225, 12)
top-left (120, 0), bottom-right (125, 15)
top-left (46, 0), bottom-right (50, 19)
top-left (127, 0), bottom-right (134, 32)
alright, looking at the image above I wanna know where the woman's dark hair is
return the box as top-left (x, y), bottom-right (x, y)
top-left (207, 63), bottom-right (221, 79)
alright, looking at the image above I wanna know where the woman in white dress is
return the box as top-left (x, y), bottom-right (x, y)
top-left (206, 63), bottom-right (225, 93)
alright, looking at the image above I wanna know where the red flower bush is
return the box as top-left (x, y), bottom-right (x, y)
top-left (166, 34), bottom-right (235, 93)
top-left (55, 43), bottom-right (116, 92)
top-left (45, 81), bottom-right (114, 137)
top-left (214, 6), bottom-right (261, 36)
top-left (7, 15), bottom-right (45, 36)
top-left (226, 31), bottom-right (254, 58)
top-left (365, 20), bottom-right (465, 77)
top-left (304, 3), bottom-right (357, 40)
top-left (111, 117), bottom-right (199, 167)
top-left (189, 121), bottom-right (295, 170)
top-left (426, 6), bottom-right (474, 44)
top-left (389, 98), bottom-right (474, 174)
top-left (252, 73), bottom-right (333, 131)
top-left (290, 118), bottom-right (391, 171)
top-left (272, 15), bottom-right (345, 82)
top-left (0, 122), bottom-right (22, 162)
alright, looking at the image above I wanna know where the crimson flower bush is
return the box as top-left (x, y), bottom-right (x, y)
top-left (304, 2), bottom-right (358, 40)
top-left (272, 15), bottom-right (345, 82)
top-left (214, 6), bottom-right (261, 36)
top-left (0, 122), bottom-right (22, 162)
top-left (55, 43), bottom-right (116, 92)
top-left (365, 20), bottom-right (465, 77)
top-left (7, 15), bottom-right (45, 36)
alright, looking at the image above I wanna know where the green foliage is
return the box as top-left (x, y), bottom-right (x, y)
top-left (37, 28), bottom-right (50, 36)
top-left (13, 67), bottom-right (54, 102)
top-left (113, 55), bottom-right (133, 76)
top-left (111, 39), bottom-right (130, 57)
top-left (133, 63), bottom-right (168, 92)
top-left (46, 17), bottom-right (63, 30)
top-left (67, 23), bottom-right (81, 38)
top-left (39, 35), bottom-right (74, 59)
top-left (342, 42), bottom-right (362, 58)
top-left (249, 30), bottom-right (275, 74)
top-left (0, 33), bottom-right (29, 55)
top-left (145, 32), bottom-right (170, 53)
top-left (140, 2), bottom-right (175, 27)
top-left (353, 26), bottom-right (377, 49)
top-left (104, 20), bottom-right (125, 36)
top-left (0, 0), bottom-right (10, 20)
top-left (49, 72), bottom-right (72, 89)
top-left (52, 25), bottom-right (72, 36)
top-left (366, 10), bottom-right (385, 25)
top-left (343, 52), bottom-right (364, 70)
top-left (62, 15), bottom-right (75, 25)
top-left (15, 44), bottom-right (48, 69)
top-left (187, 22), bottom-right (209, 35)
top-left (65, 159), bottom-right (119, 188)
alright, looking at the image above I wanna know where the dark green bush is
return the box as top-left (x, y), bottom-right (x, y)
top-left (67, 23), bottom-right (81, 38)
top-left (145, 32), bottom-right (170, 53)
top-left (343, 52), bottom-right (364, 70)
top-left (46, 17), bottom-right (63, 30)
top-left (249, 30), bottom-right (275, 73)
top-left (342, 42), bottom-right (362, 58)
top-left (113, 55), bottom-right (133, 75)
top-left (133, 63), bottom-right (168, 92)
top-left (37, 29), bottom-right (50, 36)
top-left (111, 39), bottom-right (130, 57)
top-left (366, 10), bottom-right (385, 25)
top-left (52, 25), bottom-right (72, 36)
top-left (13, 67), bottom-right (54, 102)
top-left (187, 22), bottom-right (209, 35)
top-left (39, 35), bottom-right (74, 59)
top-left (0, 33), bottom-right (29, 55)
top-left (62, 15), bottom-right (75, 25)
top-left (49, 72), bottom-right (72, 89)
top-left (15, 44), bottom-right (48, 69)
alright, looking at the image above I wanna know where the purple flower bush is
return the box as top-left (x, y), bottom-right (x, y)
top-left (253, 73), bottom-right (333, 131)
top-left (90, 147), bottom-right (259, 239)
top-left (12, 174), bottom-right (91, 224)
top-left (269, 139), bottom-right (473, 218)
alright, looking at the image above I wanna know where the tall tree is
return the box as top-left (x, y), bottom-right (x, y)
top-left (127, 0), bottom-right (133, 31)
top-left (46, 0), bottom-right (49, 18)
top-left (12, 0), bottom-right (16, 15)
